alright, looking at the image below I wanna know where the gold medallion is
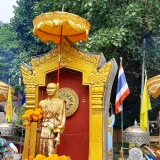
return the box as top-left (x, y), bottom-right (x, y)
top-left (57, 88), bottom-right (79, 117)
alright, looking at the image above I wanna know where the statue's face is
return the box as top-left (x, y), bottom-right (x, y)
top-left (47, 83), bottom-right (57, 96)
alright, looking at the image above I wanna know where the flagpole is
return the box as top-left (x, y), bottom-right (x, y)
top-left (17, 77), bottom-right (21, 116)
top-left (140, 38), bottom-right (146, 106)
top-left (140, 70), bottom-right (152, 132)
top-left (144, 70), bottom-right (150, 133)
top-left (5, 78), bottom-right (10, 122)
top-left (145, 70), bottom-right (150, 134)
top-left (115, 57), bottom-right (130, 159)
top-left (120, 57), bottom-right (124, 159)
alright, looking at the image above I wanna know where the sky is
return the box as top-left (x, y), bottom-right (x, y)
top-left (0, 0), bottom-right (17, 23)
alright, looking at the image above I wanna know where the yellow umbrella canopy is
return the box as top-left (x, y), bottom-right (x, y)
top-left (33, 11), bottom-right (91, 87)
top-left (0, 82), bottom-right (14, 102)
top-left (33, 11), bottom-right (91, 44)
top-left (147, 75), bottom-right (160, 98)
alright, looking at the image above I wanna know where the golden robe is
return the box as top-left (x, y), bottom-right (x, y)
top-left (37, 98), bottom-right (66, 156)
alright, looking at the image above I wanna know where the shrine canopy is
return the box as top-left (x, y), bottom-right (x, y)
top-left (33, 11), bottom-right (91, 44)
top-left (33, 11), bottom-right (91, 86)
top-left (0, 81), bottom-right (14, 102)
top-left (147, 75), bottom-right (160, 98)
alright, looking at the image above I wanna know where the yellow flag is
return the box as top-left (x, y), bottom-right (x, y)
top-left (4, 86), bottom-right (13, 122)
top-left (140, 76), bottom-right (152, 132)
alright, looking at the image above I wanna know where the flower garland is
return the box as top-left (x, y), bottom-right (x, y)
top-left (24, 154), bottom-right (71, 160)
top-left (22, 108), bottom-right (43, 126)
top-left (22, 110), bottom-right (71, 160)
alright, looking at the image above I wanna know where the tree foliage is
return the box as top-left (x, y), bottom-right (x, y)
top-left (11, 0), bottom-right (54, 59)
top-left (0, 22), bottom-right (19, 83)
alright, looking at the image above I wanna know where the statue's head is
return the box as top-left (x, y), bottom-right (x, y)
top-left (47, 83), bottom-right (57, 97)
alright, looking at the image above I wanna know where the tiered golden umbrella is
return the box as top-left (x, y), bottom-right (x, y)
top-left (147, 75), bottom-right (160, 98)
top-left (0, 81), bottom-right (14, 102)
top-left (33, 11), bottom-right (91, 87)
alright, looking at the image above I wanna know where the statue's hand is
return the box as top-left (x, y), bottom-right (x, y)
top-left (55, 133), bottom-right (60, 147)
top-left (36, 127), bottom-right (41, 132)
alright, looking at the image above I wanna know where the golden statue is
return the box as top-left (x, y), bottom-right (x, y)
top-left (36, 83), bottom-right (66, 156)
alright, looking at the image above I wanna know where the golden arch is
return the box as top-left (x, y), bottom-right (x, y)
top-left (21, 38), bottom-right (118, 160)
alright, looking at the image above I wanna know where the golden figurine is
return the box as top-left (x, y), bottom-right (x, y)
top-left (36, 83), bottom-right (66, 156)
top-left (118, 147), bottom-right (126, 160)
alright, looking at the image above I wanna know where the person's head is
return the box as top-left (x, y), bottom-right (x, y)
top-left (47, 83), bottom-right (57, 97)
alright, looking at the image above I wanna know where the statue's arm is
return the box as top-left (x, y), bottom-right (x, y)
top-left (36, 119), bottom-right (42, 132)
top-left (55, 132), bottom-right (60, 147)
top-left (36, 101), bottom-right (43, 132)
top-left (55, 101), bottom-right (66, 133)
top-left (54, 100), bottom-right (66, 147)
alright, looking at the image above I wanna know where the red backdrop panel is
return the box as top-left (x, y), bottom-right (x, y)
top-left (42, 69), bottom-right (89, 160)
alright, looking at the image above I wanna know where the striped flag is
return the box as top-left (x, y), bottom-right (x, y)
top-left (115, 64), bottom-right (130, 114)
top-left (4, 86), bottom-right (13, 122)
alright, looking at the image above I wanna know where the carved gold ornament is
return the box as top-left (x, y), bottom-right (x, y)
top-left (58, 88), bottom-right (79, 117)
top-left (108, 148), bottom-right (113, 160)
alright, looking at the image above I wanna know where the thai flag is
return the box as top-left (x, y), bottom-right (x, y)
top-left (115, 64), bottom-right (130, 114)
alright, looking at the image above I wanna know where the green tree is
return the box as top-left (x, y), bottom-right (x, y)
top-left (11, 0), bottom-right (54, 61)
top-left (0, 22), bottom-right (19, 83)
top-left (7, 0), bottom-right (160, 126)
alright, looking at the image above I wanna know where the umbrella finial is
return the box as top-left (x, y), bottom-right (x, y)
top-left (144, 69), bottom-right (147, 77)
top-left (134, 120), bottom-right (138, 126)
top-left (120, 57), bottom-right (123, 65)
top-left (8, 78), bottom-right (10, 85)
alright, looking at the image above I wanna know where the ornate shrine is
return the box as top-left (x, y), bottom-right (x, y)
top-left (21, 37), bottom-right (117, 160)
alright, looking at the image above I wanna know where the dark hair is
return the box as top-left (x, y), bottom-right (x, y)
top-left (0, 131), bottom-right (1, 135)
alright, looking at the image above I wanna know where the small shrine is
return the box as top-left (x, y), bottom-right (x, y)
top-left (19, 11), bottom-right (118, 160)
top-left (21, 35), bottom-right (117, 159)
